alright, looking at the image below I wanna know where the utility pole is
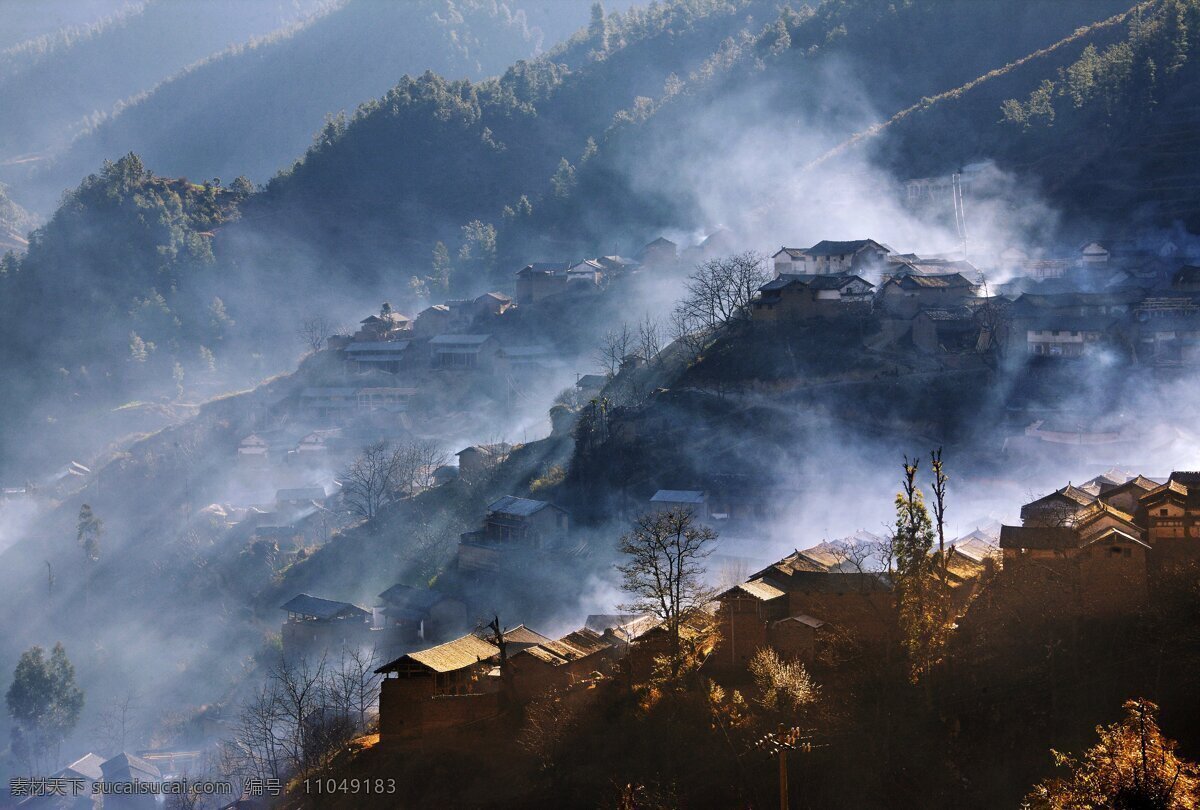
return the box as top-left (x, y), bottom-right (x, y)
top-left (779, 744), bottom-right (788, 810)
top-left (756, 725), bottom-right (817, 810)
top-left (951, 170), bottom-right (968, 253)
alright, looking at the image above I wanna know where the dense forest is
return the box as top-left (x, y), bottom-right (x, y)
top-left (24, 0), bottom-right (633, 211)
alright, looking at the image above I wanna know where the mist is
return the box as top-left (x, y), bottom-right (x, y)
top-left (1, 1), bottom-right (1199, 804)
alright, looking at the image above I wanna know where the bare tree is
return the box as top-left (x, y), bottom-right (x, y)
top-left (93, 691), bottom-right (140, 753)
top-left (674, 251), bottom-right (769, 333)
top-left (668, 306), bottom-right (711, 364)
top-left (596, 322), bottom-right (634, 377)
top-left (271, 654), bottom-right (329, 780)
top-left (220, 650), bottom-right (371, 794)
top-left (636, 314), bottom-right (663, 367)
top-left (339, 441), bottom-right (404, 520)
top-left (297, 315), bottom-right (333, 353)
top-left (327, 645), bottom-right (381, 732)
top-left (390, 438), bottom-right (448, 497)
top-left (930, 448), bottom-right (949, 606)
top-left (975, 273), bottom-right (1011, 365)
top-left (617, 507), bottom-right (717, 677)
top-left (220, 681), bottom-right (285, 789)
top-left (518, 689), bottom-right (578, 771)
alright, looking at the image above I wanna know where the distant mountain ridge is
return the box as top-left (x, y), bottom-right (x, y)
top-left (0, 0), bottom-right (330, 192)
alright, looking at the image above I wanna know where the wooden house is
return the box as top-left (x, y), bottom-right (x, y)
top-left (650, 489), bottom-right (708, 519)
top-left (515, 262), bottom-right (571, 304)
top-left (770, 239), bottom-right (892, 275)
top-left (1140, 472), bottom-right (1200, 565)
top-left (375, 634), bottom-right (501, 740)
top-left (474, 291), bottom-right (514, 316)
top-left (912, 307), bottom-right (981, 354)
top-left (342, 341), bottom-right (412, 374)
top-left (355, 309), bottom-right (412, 341)
top-left (98, 753), bottom-right (162, 810)
top-left (429, 334), bottom-right (500, 371)
top-left (375, 584), bottom-right (467, 649)
top-left (752, 274), bottom-right (874, 320)
top-left (999, 524), bottom-right (1149, 615)
top-left (638, 237), bottom-right (678, 267)
top-left (237, 434), bottom-right (270, 468)
top-left (457, 496), bottom-right (570, 572)
top-left (280, 593), bottom-right (371, 655)
top-left (455, 442), bottom-right (511, 478)
top-left (880, 273), bottom-right (979, 318)
top-left (413, 304), bottom-right (451, 338)
top-left (509, 628), bottom-right (616, 700)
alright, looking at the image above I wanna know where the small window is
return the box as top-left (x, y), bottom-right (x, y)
top-left (1161, 508), bottom-right (1169, 516)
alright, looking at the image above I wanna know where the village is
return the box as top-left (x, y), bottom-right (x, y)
top-left (264, 229), bottom-right (1200, 750)
top-left (29, 461), bottom-right (1200, 806)
top-left (187, 229), bottom-right (1200, 584)
top-left (7, 227), bottom-right (1200, 808)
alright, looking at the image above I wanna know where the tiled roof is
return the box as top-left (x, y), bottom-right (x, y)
top-left (429, 334), bottom-right (493, 345)
top-left (771, 614), bottom-right (826, 629)
top-left (280, 594), bottom-right (368, 620)
top-left (890, 272), bottom-right (976, 290)
top-left (100, 752), bottom-right (162, 783)
top-left (805, 239), bottom-right (891, 256)
top-left (650, 490), bottom-right (705, 504)
top-left (998, 525), bottom-right (1078, 550)
top-left (807, 273), bottom-right (872, 290)
top-left (1082, 527), bottom-right (1151, 549)
top-left (377, 633), bottom-right (498, 674)
top-left (487, 495), bottom-right (560, 518)
top-left (720, 579), bottom-right (786, 601)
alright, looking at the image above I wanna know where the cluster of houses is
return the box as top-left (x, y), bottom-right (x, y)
top-left (279, 583), bottom-right (468, 661)
top-left (754, 236), bottom-right (1200, 366)
top-left (272, 463), bottom-right (1200, 744)
top-left (373, 620), bottom-right (625, 739)
top-left (998, 468), bottom-right (1200, 613)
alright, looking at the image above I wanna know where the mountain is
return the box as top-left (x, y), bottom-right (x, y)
top-left (241, 0), bottom-right (777, 280)
top-left (0, 0), bottom-right (329, 196)
top-left (0, 0), bottom-right (1153, 477)
top-left (503, 0), bottom-right (1143, 253)
top-left (0, 0), bottom-right (131, 51)
top-left (233, 0), bottom-right (1140, 279)
top-left (863, 0), bottom-right (1200, 229)
top-left (23, 0), bottom-right (629, 212)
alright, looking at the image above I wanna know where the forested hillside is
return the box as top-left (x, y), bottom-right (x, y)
top-left (0, 0), bottom-right (1157, 478)
top-left (29, 0), bottom-right (626, 210)
top-left (0, 0), bottom-right (128, 50)
top-left (235, 0), bottom-right (1138, 281)
top-left (0, 0), bottom-right (328, 203)
top-left (243, 0), bottom-right (772, 281)
top-left (506, 0), bottom-right (1142, 253)
top-left (869, 0), bottom-right (1200, 228)
top-left (0, 184), bottom-right (34, 252)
